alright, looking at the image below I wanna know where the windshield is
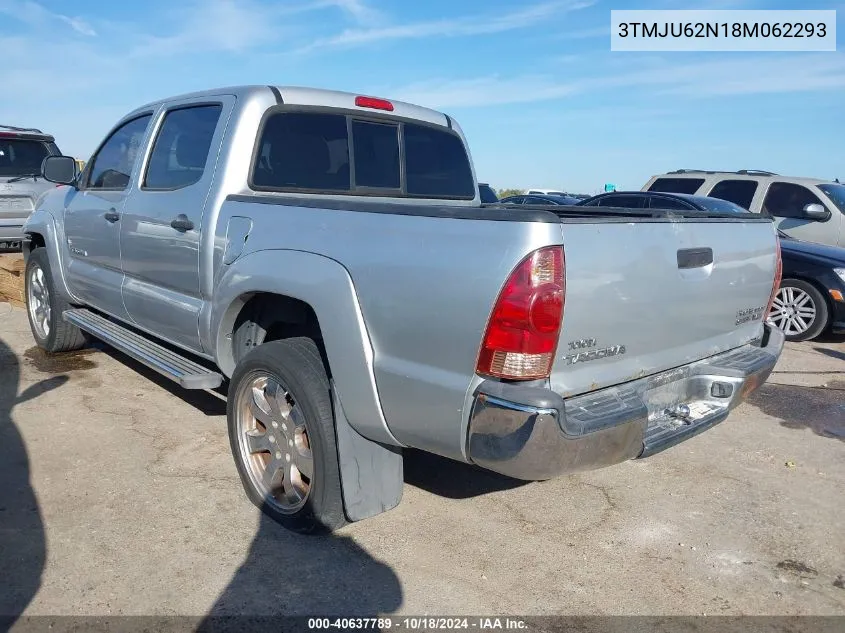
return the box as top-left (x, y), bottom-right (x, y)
top-left (818, 183), bottom-right (845, 213)
top-left (0, 139), bottom-right (50, 177)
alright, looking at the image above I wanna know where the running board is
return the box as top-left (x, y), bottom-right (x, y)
top-left (63, 309), bottom-right (223, 390)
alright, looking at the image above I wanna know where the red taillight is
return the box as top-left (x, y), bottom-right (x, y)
top-left (765, 239), bottom-right (783, 319)
top-left (476, 246), bottom-right (565, 380)
top-left (355, 95), bottom-right (394, 111)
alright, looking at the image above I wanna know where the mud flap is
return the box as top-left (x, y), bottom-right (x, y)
top-left (332, 384), bottom-right (403, 522)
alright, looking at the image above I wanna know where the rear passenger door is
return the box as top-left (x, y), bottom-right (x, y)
top-left (760, 181), bottom-right (834, 245)
top-left (120, 97), bottom-right (231, 352)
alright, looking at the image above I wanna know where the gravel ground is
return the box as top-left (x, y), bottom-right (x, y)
top-left (1, 303), bottom-right (843, 618)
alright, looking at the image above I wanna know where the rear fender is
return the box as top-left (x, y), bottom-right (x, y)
top-left (211, 249), bottom-right (400, 447)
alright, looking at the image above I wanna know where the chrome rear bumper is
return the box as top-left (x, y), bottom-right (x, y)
top-left (467, 324), bottom-right (784, 480)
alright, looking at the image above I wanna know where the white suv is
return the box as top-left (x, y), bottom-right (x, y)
top-left (642, 170), bottom-right (845, 248)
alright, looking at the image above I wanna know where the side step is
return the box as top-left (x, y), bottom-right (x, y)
top-left (63, 309), bottom-right (223, 390)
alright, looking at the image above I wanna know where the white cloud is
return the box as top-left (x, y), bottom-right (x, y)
top-left (0, 0), bottom-right (97, 36)
top-left (57, 15), bottom-right (97, 37)
top-left (391, 53), bottom-right (845, 109)
top-left (296, 0), bottom-right (597, 53)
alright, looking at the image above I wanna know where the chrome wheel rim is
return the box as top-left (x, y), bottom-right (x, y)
top-left (27, 263), bottom-right (51, 339)
top-left (234, 372), bottom-right (313, 513)
top-left (768, 286), bottom-right (816, 336)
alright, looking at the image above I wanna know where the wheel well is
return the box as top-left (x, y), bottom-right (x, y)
top-left (25, 232), bottom-right (45, 251)
top-left (232, 293), bottom-right (330, 373)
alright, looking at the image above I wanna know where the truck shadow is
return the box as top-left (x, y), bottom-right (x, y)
top-left (198, 514), bottom-right (403, 623)
top-left (403, 449), bottom-right (528, 498)
top-left (0, 337), bottom-right (67, 620)
top-left (747, 382), bottom-right (845, 441)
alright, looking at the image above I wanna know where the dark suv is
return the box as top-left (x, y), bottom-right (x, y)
top-left (0, 125), bottom-right (62, 249)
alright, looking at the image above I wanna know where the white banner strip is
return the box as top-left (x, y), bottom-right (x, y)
top-left (610, 10), bottom-right (837, 52)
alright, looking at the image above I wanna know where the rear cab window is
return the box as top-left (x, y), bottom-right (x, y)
top-left (0, 138), bottom-right (55, 177)
top-left (647, 177), bottom-right (705, 195)
top-left (251, 109), bottom-right (475, 199)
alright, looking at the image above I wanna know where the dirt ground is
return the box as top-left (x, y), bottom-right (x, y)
top-left (1, 303), bottom-right (843, 618)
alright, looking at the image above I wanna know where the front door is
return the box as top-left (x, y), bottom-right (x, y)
top-left (761, 181), bottom-right (837, 246)
top-left (63, 114), bottom-right (153, 319)
top-left (120, 100), bottom-right (228, 352)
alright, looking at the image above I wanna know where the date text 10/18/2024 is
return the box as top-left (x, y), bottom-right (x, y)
top-left (308, 618), bottom-right (528, 630)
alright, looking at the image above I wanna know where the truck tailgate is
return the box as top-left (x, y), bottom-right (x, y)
top-left (552, 218), bottom-right (778, 398)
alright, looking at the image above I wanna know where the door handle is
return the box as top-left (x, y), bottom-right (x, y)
top-left (104, 209), bottom-right (120, 223)
top-left (170, 214), bottom-right (194, 232)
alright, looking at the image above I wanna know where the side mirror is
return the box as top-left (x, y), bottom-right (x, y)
top-left (803, 203), bottom-right (831, 222)
top-left (41, 155), bottom-right (78, 186)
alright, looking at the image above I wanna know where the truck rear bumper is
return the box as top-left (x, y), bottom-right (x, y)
top-left (0, 222), bottom-right (24, 248)
top-left (467, 324), bottom-right (784, 480)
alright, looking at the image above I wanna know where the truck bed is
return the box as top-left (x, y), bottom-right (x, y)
top-left (219, 194), bottom-right (778, 460)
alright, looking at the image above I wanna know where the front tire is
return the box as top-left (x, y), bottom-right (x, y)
top-left (227, 337), bottom-right (346, 534)
top-left (24, 248), bottom-right (87, 353)
top-left (767, 278), bottom-right (829, 342)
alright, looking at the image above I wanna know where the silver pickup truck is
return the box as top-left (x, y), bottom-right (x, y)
top-left (23, 85), bottom-right (784, 534)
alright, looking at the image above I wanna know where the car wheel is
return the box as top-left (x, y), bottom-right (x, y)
top-left (25, 248), bottom-right (87, 353)
top-left (227, 337), bottom-right (346, 534)
top-left (767, 279), bottom-right (829, 342)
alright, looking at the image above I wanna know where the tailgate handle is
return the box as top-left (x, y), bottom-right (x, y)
top-left (677, 247), bottom-right (713, 269)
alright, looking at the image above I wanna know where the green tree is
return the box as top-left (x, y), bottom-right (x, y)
top-left (497, 188), bottom-right (524, 198)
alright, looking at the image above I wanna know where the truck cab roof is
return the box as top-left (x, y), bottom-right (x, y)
top-left (131, 85), bottom-right (454, 129)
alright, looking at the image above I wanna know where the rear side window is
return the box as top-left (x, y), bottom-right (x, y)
top-left (598, 195), bottom-right (646, 208)
top-left (404, 124), bottom-right (474, 198)
top-left (648, 177), bottom-right (705, 195)
top-left (0, 139), bottom-right (51, 177)
top-left (648, 196), bottom-right (692, 210)
top-left (144, 104), bottom-right (222, 190)
top-left (706, 179), bottom-right (758, 210)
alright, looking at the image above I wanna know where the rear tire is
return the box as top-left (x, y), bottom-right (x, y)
top-left (768, 278), bottom-right (829, 342)
top-left (227, 338), bottom-right (346, 534)
top-left (24, 248), bottom-right (87, 353)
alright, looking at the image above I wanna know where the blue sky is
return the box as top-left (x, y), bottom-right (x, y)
top-left (1, 0), bottom-right (843, 193)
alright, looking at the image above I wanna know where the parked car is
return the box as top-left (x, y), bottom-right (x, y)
top-left (24, 85), bottom-right (783, 534)
top-left (772, 230), bottom-right (845, 341)
top-left (577, 191), bottom-right (750, 214)
top-left (527, 188), bottom-right (568, 196)
top-left (642, 169), bottom-right (845, 248)
top-left (0, 125), bottom-right (62, 249)
top-left (479, 182), bottom-right (499, 203)
top-left (500, 193), bottom-right (583, 205)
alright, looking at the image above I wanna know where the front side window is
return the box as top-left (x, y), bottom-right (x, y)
top-left (648, 177), bottom-right (705, 195)
top-left (762, 182), bottom-right (826, 219)
top-left (0, 140), bottom-right (51, 177)
top-left (706, 179), bottom-right (758, 209)
top-left (86, 115), bottom-right (152, 190)
top-left (144, 105), bottom-right (222, 190)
